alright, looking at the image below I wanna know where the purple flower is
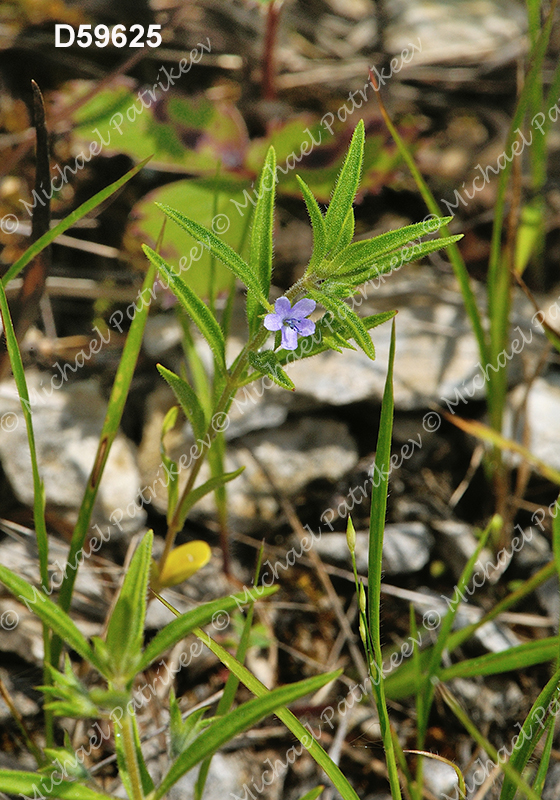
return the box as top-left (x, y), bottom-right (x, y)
top-left (264, 296), bottom-right (316, 350)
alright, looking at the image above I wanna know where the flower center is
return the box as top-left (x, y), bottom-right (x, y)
top-left (283, 317), bottom-right (302, 332)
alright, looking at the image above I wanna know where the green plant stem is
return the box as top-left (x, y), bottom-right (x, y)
top-left (159, 325), bottom-right (270, 568)
top-left (120, 710), bottom-right (144, 800)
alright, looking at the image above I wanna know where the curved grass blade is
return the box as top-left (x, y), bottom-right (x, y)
top-left (178, 467), bottom-right (245, 519)
top-left (143, 246), bottom-right (226, 368)
top-left (2, 157), bottom-right (151, 287)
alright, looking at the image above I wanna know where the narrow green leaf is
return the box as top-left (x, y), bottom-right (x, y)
top-left (297, 787), bottom-right (325, 800)
top-left (179, 467), bottom-right (245, 518)
top-left (105, 531), bottom-right (152, 681)
top-left (332, 234), bottom-right (464, 288)
top-left (2, 157), bottom-right (151, 287)
top-left (0, 564), bottom-right (106, 675)
top-left (324, 120), bottom-right (364, 253)
top-left (297, 175), bottom-right (326, 271)
top-left (156, 203), bottom-right (271, 308)
top-left (143, 246), bottom-right (226, 368)
top-left (157, 365), bottom-right (207, 442)
top-left (249, 350), bottom-right (295, 391)
top-left (499, 669), bottom-right (560, 800)
top-left (247, 146), bottom-right (276, 333)
top-left (331, 216), bottom-right (453, 274)
top-left (0, 770), bottom-right (118, 800)
top-left (138, 586), bottom-right (278, 672)
top-left (309, 289), bottom-right (376, 360)
top-left (155, 670), bottom-right (342, 800)
top-left (367, 320), bottom-right (402, 800)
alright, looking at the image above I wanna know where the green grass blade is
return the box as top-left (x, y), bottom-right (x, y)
top-left (138, 587), bottom-right (278, 672)
top-left (552, 494), bottom-right (560, 663)
top-left (156, 203), bottom-right (271, 308)
top-left (0, 564), bottom-right (106, 675)
top-left (143, 246), bottom-right (226, 368)
top-left (155, 669), bottom-right (342, 800)
top-left (499, 668), bottom-right (560, 800)
top-left (486, 5), bottom-right (555, 430)
top-left (156, 365), bottom-right (207, 441)
top-left (324, 120), bottom-right (364, 254)
top-left (0, 281), bottom-right (49, 600)
top-left (51, 257), bottom-right (158, 669)
top-left (439, 637), bottom-right (558, 682)
top-left (366, 319), bottom-right (402, 800)
top-left (2, 157), bottom-right (150, 287)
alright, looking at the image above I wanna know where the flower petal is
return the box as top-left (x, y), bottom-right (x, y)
top-left (264, 313), bottom-right (283, 331)
top-left (274, 296), bottom-right (292, 317)
top-left (281, 326), bottom-right (298, 350)
top-left (296, 318), bottom-right (315, 336)
top-left (291, 298), bottom-right (316, 319)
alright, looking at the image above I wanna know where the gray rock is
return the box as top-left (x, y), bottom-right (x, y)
top-left (422, 758), bottom-right (460, 800)
top-left (0, 373), bottom-right (145, 536)
top-left (313, 522), bottom-right (433, 575)
top-left (167, 753), bottom-right (248, 800)
top-left (505, 374), bottom-right (560, 472)
top-left (514, 527), bottom-right (551, 569)
top-left (282, 299), bottom-right (485, 410)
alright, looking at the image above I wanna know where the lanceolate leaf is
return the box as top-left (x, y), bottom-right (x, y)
top-left (330, 234), bottom-right (464, 289)
top-left (385, 636), bottom-right (559, 700)
top-left (247, 146), bottom-right (276, 333)
top-left (143, 246), bottom-right (226, 368)
top-left (297, 175), bottom-right (326, 271)
top-left (309, 289), bottom-right (376, 359)
top-left (156, 203), bottom-right (271, 307)
top-left (249, 350), bottom-right (295, 391)
top-left (330, 216), bottom-right (453, 275)
top-left (324, 120), bottom-right (364, 254)
top-left (179, 468), bottom-right (245, 518)
top-left (0, 564), bottom-right (105, 675)
top-left (105, 531), bottom-right (152, 681)
top-left (157, 365), bottom-right (207, 442)
top-left (138, 586), bottom-right (278, 671)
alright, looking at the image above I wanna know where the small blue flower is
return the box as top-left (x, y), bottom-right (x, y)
top-left (264, 296), bottom-right (316, 350)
